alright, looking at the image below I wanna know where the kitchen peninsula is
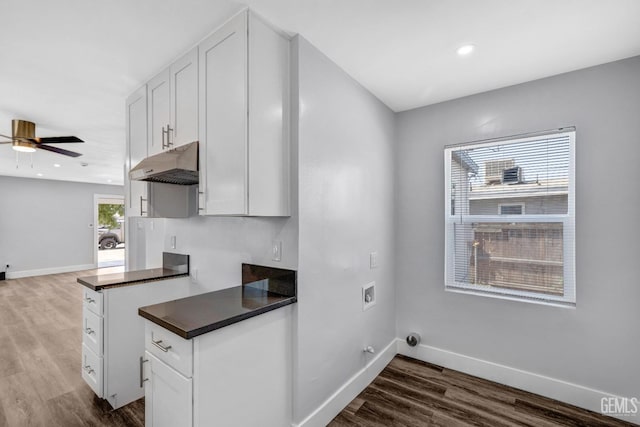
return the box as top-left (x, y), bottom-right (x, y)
top-left (139, 264), bottom-right (297, 427)
top-left (77, 252), bottom-right (192, 409)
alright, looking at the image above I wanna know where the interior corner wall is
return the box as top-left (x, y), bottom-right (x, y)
top-left (395, 56), bottom-right (640, 410)
top-left (0, 176), bottom-right (124, 276)
top-left (293, 36), bottom-right (397, 423)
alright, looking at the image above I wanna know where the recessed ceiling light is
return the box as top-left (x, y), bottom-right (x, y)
top-left (53, 163), bottom-right (61, 168)
top-left (36, 173), bottom-right (43, 177)
top-left (107, 179), bottom-right (112, 183)
top-left (457, 44), bottom-right (475, 56)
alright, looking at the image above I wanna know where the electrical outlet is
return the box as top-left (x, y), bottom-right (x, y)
top-left (370, 252), bottom-right (378, 269)
top-left (272, 241), bottom-right (282, 262)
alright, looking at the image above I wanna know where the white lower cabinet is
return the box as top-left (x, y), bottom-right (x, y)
top-left (80, 277), bottom-right (191, 409)
top-left (143, 305), bottom-right (292, 427)
top-left (82, 306), bottom-right (103, 355)
top-left (82, 343), bottom-right (103, 397)
top-left (144, 351), bottom-right (192, 427)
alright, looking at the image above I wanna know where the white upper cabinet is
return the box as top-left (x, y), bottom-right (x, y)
top-left (199, 10), bottom-right (290, 216)
top-left (147, 69), bottom-right (170, 156)
top-left (125, 9), bottom-right (289, 218)
top-left (125, 85), bottom-right (148, 217)
top-left (171, 48), bottom-right (199, 148)
top-left (148, 48), bottom-right (198, 156)
top-left (198, 14), bottom-right (248, 215)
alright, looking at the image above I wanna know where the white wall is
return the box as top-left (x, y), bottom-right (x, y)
top-left (0, 176), bottom-right (123, 276)
top-left (395, 56), bottom-right (640, 414)
top-left (132, 214), bottom-right (297, 293)
top-left (293, 36), bottom-right (397, 424)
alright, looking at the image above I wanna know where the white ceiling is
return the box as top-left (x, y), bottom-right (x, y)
top-left (1, 0), bottom-right (639, 185)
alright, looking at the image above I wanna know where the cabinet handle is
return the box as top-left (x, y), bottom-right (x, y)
top-left (139, 356), bottom-right (149, 387)
top-left (84, 296), bottom-right (95, 304)
top-left (140, 196), bottom-right (147, 216)
top-left (166, 125), bottom-right (174, 147)
top-left (151, 339), bottom-right (172, 353)
top-left (84, 365), bottom-right (95, 375)
top-left (161, 125), bottom-right (167, 149)
top-left (85, 327), bottom-right (95, 335)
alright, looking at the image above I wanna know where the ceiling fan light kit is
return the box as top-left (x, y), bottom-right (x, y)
top-left (12, 140), bottom-right (37, 153)
top-left (0, 119), bottom-right (84, 157)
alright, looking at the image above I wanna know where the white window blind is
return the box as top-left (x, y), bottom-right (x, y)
top-left (444, 129), bottom-right (575, 305)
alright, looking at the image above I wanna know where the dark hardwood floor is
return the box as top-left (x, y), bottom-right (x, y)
top-left (1, 270), bottom-right (634, 426)
top-left (329, 355), bottom-right (633, 427)
top-left (0, 269), bottom-right (144, 427)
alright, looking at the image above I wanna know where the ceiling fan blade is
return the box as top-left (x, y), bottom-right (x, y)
top-left (32, 136), bottom-right (84, 144)
top-left (0, 133), bottom-right (15, 141)
top-left (36, 144), bottom-right (83, 157)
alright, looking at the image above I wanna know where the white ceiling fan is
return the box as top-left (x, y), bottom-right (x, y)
top-left (0, 119), bottom-right (83, 157)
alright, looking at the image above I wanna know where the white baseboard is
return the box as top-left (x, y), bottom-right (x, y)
top-left (293, 339), bottom-right (397, 427)
top-left (397, 339), bottom-right (638, 425)
top-left (6, 263), bottom-right (95, 279)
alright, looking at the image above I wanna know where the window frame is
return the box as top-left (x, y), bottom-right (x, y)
top-left (444, 129), bottom-right (576, 306)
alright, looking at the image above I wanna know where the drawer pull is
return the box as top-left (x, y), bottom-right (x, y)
top-left (84, 365), bottom-right (95, 375)
top-left (152, 339), bottom-right (172, 353)
top-left (85, 327), bottom-right (95, 335)
top-left (84, 297), bottom-right (95, 304)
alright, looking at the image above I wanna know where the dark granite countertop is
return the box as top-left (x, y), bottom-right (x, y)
top-left (138, 263), bottom-right (297, 339)
top-left (138, 286), bottom-right (296, 339)
top-left (77, 268), bottom-right (189, 291)
top-left (77, 252), bottom-right (190, 291)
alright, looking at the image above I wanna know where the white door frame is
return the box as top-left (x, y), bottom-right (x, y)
top-left (94, 194), bottom-right (125, 267)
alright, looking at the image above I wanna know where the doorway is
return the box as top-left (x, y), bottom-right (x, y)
top-left (94, 194), bottom-right (125, 269)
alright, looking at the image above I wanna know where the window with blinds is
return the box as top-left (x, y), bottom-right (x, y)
top-left (444, 129), bottom-right (575, 305)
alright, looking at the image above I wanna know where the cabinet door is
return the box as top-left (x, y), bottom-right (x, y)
top-left (145, 351), bottom-right (192, 427)
top-left (170, 48), bottom-right (198, 148)
top-left (199, 11), bottom-right (248, 215)
top-left (147, 69), bottom-right (171, 156)
top-left (126, 86), bottom-right (148, 217)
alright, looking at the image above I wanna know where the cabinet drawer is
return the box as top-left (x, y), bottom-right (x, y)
top-left (145, 321), bottom-right (193, 377)
top-left (82, 306), bottom-right (103, 356)
top-left (82, 288), bottom-right (103, 316)
top-left (82, 343), bottom-right (103, 398)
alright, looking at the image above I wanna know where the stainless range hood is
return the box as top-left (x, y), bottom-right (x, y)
top-left (130, 141), bottom-right (198, 185)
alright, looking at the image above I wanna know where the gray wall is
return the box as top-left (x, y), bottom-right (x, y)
top-left (293, 36), bottom-right (397, 422)
top-left (0, 176), bottom-right (123, 274)
top-left (395, 56), bottom-right (640, 404)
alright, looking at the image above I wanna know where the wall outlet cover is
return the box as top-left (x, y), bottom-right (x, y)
top-left (272, 241), bottom-right (282, 262)
top-left (370, 251), bottom-right (378, 269)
